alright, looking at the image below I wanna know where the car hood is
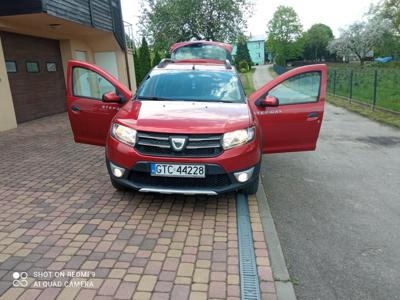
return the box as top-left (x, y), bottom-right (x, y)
top-left (116, 100), bottom-right (251, 134)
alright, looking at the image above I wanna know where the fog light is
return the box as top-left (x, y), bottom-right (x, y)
top-left (110, 162), bottom-right (125, 178)
top-left (234, 167), bottom-right (254, 183)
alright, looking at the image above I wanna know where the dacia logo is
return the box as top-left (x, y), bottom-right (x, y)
top-left (170, 136), bottom-right (187, 151)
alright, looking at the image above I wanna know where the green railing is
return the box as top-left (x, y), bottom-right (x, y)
top-left (327, 67), bottom-right (400, 112)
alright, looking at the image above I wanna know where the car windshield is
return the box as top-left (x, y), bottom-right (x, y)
top-left (137, 70), bottom-right (244, 103)
top-left (172, 44), bottom-right (231, 62)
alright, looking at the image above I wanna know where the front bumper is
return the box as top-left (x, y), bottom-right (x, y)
top-left (107, 160), bottom-right (261, 195)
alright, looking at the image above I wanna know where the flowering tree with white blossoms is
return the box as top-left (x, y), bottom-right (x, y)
top-left (328, 17), bottom-right (391, 65)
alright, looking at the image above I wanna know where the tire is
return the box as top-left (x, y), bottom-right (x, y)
top-left (110, 178), bottom-right (127, 191)
top-left (241, 175), bottom-right (259, 195)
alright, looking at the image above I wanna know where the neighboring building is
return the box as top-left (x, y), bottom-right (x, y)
top-left (0, 0), bottom-right (136, 131)
top-left (232, 34), bottom-right (267, 66)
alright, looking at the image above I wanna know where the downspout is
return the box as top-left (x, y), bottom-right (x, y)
top-left (124, 47), bottom-right (132, 90)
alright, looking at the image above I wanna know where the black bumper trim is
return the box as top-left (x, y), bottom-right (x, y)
top-left (106, 160), bottom-right (261, 195)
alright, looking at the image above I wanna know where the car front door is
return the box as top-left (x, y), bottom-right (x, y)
top-left (249, 64), bottom-right (327, 153)
top-left (66, 60), bottom-right (133, 146)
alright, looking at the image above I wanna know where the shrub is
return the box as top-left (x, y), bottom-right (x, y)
top-left (239, 60), bottom-right (249, 73)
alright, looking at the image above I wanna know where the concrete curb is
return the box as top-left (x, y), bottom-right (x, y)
top-left (256, 182), bottom-right (297, 300)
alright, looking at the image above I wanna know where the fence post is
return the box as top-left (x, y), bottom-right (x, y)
top-left (372, 70), bottom-right (378, 111)
top-left (349, 70), bottom-right (353, 103)
top-left (333, 70), bottom-right (337, 96)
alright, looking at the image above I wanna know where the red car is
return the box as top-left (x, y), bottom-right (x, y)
top-left (66, 57), bottom-right (326, 195)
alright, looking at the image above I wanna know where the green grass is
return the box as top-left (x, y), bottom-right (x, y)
top-left (240, 68), bottom-right (256, 95)
top-left (327, 64), bottom-right (400, 112)
top-left (327, 95), bottom-right (400, 129)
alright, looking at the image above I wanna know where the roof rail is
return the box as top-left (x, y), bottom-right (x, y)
top-left (157, 58), bottom-right (175, 68)
top-left (225, 59), bottom-right (232, 69)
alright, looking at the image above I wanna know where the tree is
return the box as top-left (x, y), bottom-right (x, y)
top-left (266, 6), bottom-right (304, 66)
top-left (140, 0), bottom-right (252, 51)
top-left (303, 24), bottom-right (334, 61)
top-left (368, 1), bottom-right (400, 59)
top-left (235, 35), bottom-right (252, 68)
top-left (135, 37), bottom-right (152, 84)
top-left (133, 48), bottom-right (141, 85)
top-left (152, 50), bottom-right (162, 67)
top-left (328, 18), bottom-right (391, 65)
top-left (374, 30), bottom-right (400, 58)
top-left (379, 0), bottom-right (400, 35)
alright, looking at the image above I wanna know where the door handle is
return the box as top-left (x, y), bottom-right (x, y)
top-left (306, 112), bottom-right (320, 122)
top-left (307, 112), bottom-right (320, 118)
top-left (71, 105), bottom-right (80, 112)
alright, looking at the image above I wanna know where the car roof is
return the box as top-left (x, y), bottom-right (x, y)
top-left (153, 59), bottom-right (236, 73)
top-left (169, 41), bottom-right (233, 53)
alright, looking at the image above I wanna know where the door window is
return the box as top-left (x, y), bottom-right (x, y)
top-left (268, 72), bottom-right (321, 105)
top-left (72, 67), bottom-right (116, 100)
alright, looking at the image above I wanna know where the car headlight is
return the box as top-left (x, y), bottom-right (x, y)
top-left (222, 127), bottom-right (255, 150)
top-left (111, 123), bottom-right (137, 146)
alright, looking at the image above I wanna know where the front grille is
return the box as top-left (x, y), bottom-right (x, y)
top-left (135, 131), bottom-right (223, 157)
top-left (129, 171), bottom-right (231, 188)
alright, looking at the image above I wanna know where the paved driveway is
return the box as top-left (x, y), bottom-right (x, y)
top-left (0, 114), bottom-right (275, 299)
top-left (254, 65), bottom-right (400, 299)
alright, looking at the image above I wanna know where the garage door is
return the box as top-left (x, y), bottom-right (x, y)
top-left (0, 31), bottom-right (66, 123)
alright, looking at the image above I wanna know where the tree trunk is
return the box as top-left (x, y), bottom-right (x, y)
top-left (355, 53), bottom-right (364, 66)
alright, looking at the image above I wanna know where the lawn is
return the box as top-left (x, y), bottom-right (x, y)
top-left (240, 68), bottom-right (256, 96)
top-left (326, 95), bottom-right (400, 128)
top-left (327, 63), bottom-right (400, 112)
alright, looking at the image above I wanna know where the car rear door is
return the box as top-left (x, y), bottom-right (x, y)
top-left (249, 64), bottom-right (327, 153)
top-left (66, 60), bottom-right (132, 146)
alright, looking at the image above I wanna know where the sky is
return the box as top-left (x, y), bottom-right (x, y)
top-left (121, 0), bottom-right (380, 40)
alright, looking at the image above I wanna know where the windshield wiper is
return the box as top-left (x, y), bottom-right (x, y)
top-left (215, 100), bottom-right (234, 103)
top-left (172, 98), bottom-right (235, 103)
top-left (137, 96), bottom-right (172, 101)
top-left (195, 99), bottom-right (235, 103)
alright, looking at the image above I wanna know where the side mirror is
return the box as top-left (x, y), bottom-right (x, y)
top-left (103, 92), bottom-right (121, 103)
top-left (257, 95), bottom-right (279, 107)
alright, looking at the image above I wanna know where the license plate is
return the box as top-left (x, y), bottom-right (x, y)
top-left (151, 163), bottom-right (205, 178)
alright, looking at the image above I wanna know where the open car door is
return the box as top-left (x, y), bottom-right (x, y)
top-left (249, 64), bottom-right (327, 154)
top-left (66, 60), bottom-right (133, 146)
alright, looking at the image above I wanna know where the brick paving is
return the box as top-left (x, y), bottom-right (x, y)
top-left (0, 114), bottom-right (276, 299)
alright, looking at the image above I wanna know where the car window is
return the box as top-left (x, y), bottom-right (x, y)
top-left (173, 44), bottom-right (230, 62)
top-left (72, 67), bottom-right (116, 100)
top-left (138, 71), bottom-right (243, 103)
top-left (268, 72), bottom-right (321, 105)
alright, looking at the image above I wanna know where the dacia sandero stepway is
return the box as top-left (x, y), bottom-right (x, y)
top-left (66, 41), bottom-right (326, 195)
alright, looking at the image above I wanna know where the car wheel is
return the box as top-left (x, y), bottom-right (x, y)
top-left (241, 175), bottom-right (259, 195)
top-left (110, 178), bottom-right (127, 191)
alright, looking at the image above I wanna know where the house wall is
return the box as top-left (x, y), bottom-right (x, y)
top-left (45, 0), bottom-right (125, 49)
top-left (232, 40), bottom-right (266, 65)
top-left (247, 41), bottom-right (265, 65)
top-left (0, 37), bottom-right (17, 131)
top-left (59, 34), bottom-right (135, 90)
top-left (0, 11), bottom-right (136, 131)
top-left (1, 31), bottom-right (67, 123)
top-left (0, 0), bottom-right (126, 49)
top-left (126, 48), bottom-right (136, 91)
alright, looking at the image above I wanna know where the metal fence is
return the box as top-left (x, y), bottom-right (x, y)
top-left (272, 64), bottom-right (287, 75)
top-left (327, 68), bottom-right (400, 113)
